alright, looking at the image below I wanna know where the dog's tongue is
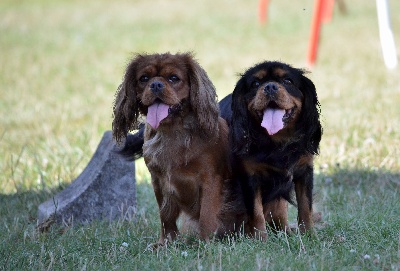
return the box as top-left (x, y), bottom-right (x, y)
top-left (147, 102), bottom-right (170, 129)
top-left (261, 108), bottom-right (285, 135)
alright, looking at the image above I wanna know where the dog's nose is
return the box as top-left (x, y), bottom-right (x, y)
top-left (264, 82), bottom-right (278, 97)
top-left (150, 81), bottom-right (165, 94)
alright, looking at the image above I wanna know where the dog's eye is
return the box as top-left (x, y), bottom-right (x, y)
top-left (139, 75), bottom-right (149, 83)
top-left (251, 80), bottom-right (260, 88)
top-left (168, 75), bottom-right (180, 83)
top-left (283, 78), bottom-right (293, 84)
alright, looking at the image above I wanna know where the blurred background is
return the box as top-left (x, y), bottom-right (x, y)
top-left (1, 0), bottom-right (399, 193)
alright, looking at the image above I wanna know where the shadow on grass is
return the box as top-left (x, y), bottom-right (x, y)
top-left (316, 166), bottom-right (400, 191)
top-left (0, 181), bottom-right (157, 228)
top-left (1, 166), bottom-right (398, 241)
top-left (0, 186), bottom-right (64, 226)
top-left (313, 167), bottom-right (399, 237)
top-left (1, 166), bottom-right (398, 225)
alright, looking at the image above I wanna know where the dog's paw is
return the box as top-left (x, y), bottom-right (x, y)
top-left (145, 239), bottom-right (168, 252)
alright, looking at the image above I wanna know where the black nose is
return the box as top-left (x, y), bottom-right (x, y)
top-left (150, 81), bottom-right (165, 93)
top-left (264, 82), bottom-right (278, 97)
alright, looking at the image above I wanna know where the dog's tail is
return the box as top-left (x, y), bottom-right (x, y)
top-left (114, 123), bottom-right (144, 161)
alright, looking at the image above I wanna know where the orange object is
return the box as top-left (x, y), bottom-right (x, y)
top-left (259, 0), bottom-right (269, 24)
top-left (322, 0), bottom-right (335, 23)
top-left (307, 0), bottom-right (326, 67)
top-left (257, 0), bottom-right (336, 66)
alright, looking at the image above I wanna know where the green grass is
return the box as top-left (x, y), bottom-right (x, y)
top-left (1, 0), bottom-right (399, 270)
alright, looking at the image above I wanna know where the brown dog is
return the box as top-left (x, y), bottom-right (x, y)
top-left (112, 53), bottom-right (230, 246)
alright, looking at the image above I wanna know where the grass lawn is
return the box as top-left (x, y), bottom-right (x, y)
top-left (1, 0), bottom-right (399, 270)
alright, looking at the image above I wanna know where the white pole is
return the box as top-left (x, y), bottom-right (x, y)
top-left (376, 0), bottom-right (398, 69)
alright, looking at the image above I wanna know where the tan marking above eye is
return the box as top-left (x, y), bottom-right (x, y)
top-left (273, 68), bottom-right (287, 78)
top-left (253, 70), bottom-right (267, 79)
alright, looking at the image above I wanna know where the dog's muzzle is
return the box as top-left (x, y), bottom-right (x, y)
top-left (150, 81), bottom-right (165, 94)
top-left (264, 82), bottom-right (278, 98)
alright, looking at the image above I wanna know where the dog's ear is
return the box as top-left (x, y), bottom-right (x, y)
top-left (112, 57), bottom-right (142, 143)
top-left (229, 76), bottom-right (251, 155)
top-left (186, 54), bottom-right (219, 136)
top-left (298, 74), bottom-right (322, 155)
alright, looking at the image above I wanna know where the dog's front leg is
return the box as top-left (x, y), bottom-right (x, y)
top-left (159, 204), bottom-right (180, 244)
top-left (198, 175), bottom-right (223, 241)
top-left (247, 188), bottom-right (267, 240)
top-left (152, 177), bottom-right (180, 247)
top-left (294, 167), bottom-right (314, 234)
top-left (263, 198), bottom-right (291, 234)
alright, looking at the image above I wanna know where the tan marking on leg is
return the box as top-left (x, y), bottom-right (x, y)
top-left (263, 198), bottom-right (291, 234)
top-left (295, 182), bottom-right (313, 234)
top-left (251, 188), bottom-right (267, 240)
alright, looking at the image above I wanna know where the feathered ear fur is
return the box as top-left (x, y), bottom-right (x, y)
top-left (186, 54), bottom-right (219, 137)
top-left (229, 76), bottom-right (251, 155)
top-left (112, 56), bottom-right (143, 143)
top-left (297, 73), bottom-right (322, 155)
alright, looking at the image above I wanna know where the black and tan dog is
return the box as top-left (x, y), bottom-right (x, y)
top-left (225, 61), bottom-right (322, 239)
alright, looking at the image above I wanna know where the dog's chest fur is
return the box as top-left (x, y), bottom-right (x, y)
top-left (143, 127), bottom-right (197, 170)
top-left (143, 114), bottom-right (202, 168)
top-left (142, 117), bottom-right (213, 211)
